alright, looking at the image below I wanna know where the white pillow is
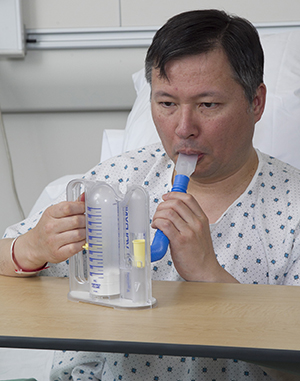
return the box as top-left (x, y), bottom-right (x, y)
top-left (123, 30), bottom-right (300, 169)
top-left (122, 68), bottom-right (159, 152)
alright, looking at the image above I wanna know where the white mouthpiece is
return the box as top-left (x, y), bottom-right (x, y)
top-left (175, 153), bottom-right (198, 177)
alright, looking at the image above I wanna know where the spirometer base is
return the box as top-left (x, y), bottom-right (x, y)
top-left (68, 290), bottom-right (156, 309)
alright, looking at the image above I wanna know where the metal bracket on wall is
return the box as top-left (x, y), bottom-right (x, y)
top-left (26, 27), bottom-right (159, 50)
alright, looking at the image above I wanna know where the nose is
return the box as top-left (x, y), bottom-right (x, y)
top-left (175, 105), bottom-right (199, 140)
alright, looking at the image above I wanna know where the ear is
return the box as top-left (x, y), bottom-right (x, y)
top-left (252, 83), bottom-right (267, 123)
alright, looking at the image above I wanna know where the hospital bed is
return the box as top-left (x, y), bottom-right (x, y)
top-left (1, 24), bottom-right (300, 381)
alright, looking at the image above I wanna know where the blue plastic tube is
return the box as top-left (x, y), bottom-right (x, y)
top-left (150, 174), bottom-right (190, 262)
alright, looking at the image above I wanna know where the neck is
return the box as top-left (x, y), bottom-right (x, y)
top-left (186, 149), bottom-right (259, 223)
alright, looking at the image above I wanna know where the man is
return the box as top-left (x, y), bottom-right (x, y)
top-left (1, 9), bottom-right (300, 381)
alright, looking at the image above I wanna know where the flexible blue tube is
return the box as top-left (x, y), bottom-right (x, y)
top-left (150, 174), bottom-right (190, 262)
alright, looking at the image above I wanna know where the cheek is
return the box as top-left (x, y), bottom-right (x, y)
top-left (155, 120), bottom-right (174, 148)
top-left (210, 113), bottom-right (254, 153)
top-left (151, 103), bottom-right (160, 129)
top-left (151, 107), bottom-right (178, 159)
top-left (151, 105), bottom-right (172, 138)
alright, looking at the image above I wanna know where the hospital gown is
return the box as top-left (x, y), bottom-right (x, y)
top-left (4, 143), bottom-right (300, 381)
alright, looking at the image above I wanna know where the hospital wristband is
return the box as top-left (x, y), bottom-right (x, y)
top-left (10, 237), bottom-right (49, 274)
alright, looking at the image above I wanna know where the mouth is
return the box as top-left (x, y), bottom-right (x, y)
top-left (177, 151), bottom-right (204, 162)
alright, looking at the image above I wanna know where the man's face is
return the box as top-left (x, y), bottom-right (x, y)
top-left (151, 49), bottom-right (265, 184)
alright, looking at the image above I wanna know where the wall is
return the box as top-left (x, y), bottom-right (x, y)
top-left (23, 0), bottom-right (300, 27)
top-left (120, 0), bottom-right (300, 26)
top-left (1, 0), bottom-right (300, 235)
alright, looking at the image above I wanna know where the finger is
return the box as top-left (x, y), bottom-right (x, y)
top-left (153, 207), bottom-right (197, 240)
top-left (42, 212), bottom-right (86, 238)
top-left (162, 192), bottom-right (203, 216)
top-left (47, 228), bottom-right (87, 263)
top-left (47, 201), bottom-right (85, 219)
top-left (58, 227), bottom-right (86, 247)
top-left (58, 214), bottom-right (86, 234)
top-left (152, 213), bottom-right (180, 239)
top-left (52, 240), bottom-right (87, 263)
top-left (155, 198), bottom-right (201, 227)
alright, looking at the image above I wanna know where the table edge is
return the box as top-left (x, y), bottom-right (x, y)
top-left (1, 335), bottom-right (299, 363)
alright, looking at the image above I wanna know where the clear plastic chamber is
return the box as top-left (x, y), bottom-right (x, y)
top-left (67, 179), bottom-right (156, 309)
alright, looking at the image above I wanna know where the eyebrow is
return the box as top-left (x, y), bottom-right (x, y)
top-left (152, 90), bottom-right (221, 99)
top-left (152, 91), bottom-right (174, 98)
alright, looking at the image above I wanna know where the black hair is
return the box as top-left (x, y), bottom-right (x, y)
top-left (145, 9), bottom-right (264, 103)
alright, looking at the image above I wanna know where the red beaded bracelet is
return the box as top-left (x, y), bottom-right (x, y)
top-left (10, 237), bottom-right (49, 274)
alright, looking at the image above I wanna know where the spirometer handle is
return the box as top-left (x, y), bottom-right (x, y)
top-left (150, 174), bottom-right (189, 262)
top-left (66, 179), bottom-right (87, 284)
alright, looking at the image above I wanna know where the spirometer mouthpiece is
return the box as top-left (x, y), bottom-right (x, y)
top-left (150, 153), bottom-right (198, 262)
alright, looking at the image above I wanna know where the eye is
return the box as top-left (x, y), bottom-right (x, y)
top-left (160, 101), bottom-right (175, 108)
top-left (202, 102), bottom-right (217, 108)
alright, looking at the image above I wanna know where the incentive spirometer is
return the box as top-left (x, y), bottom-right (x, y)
top-left (67, 153), bottom-right (197, 309)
